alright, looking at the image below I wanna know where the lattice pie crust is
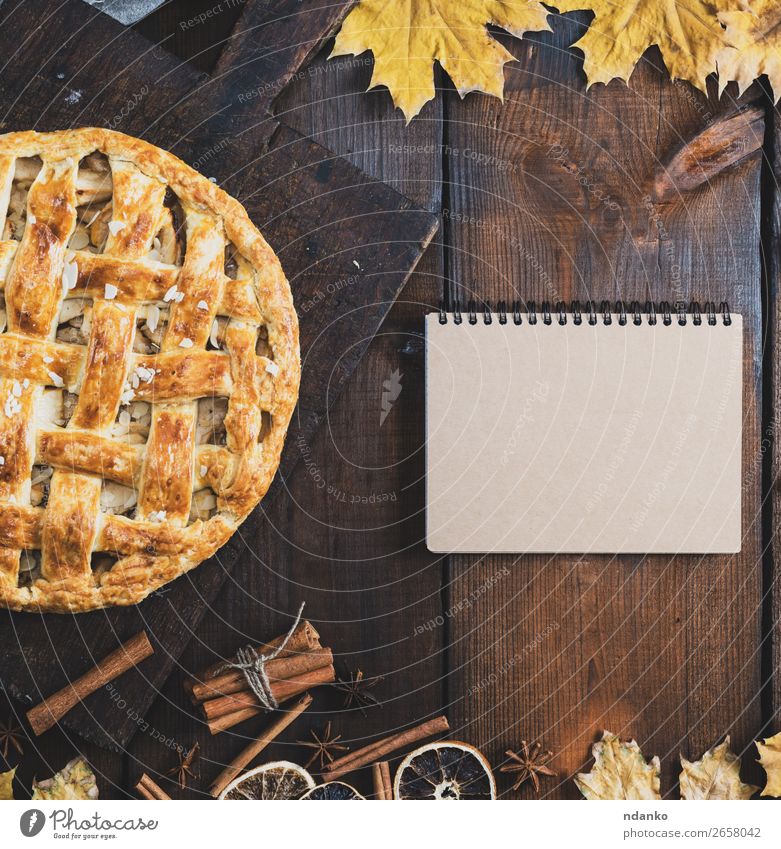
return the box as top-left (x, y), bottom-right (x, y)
top-left (0, 129), bottom-right (299, 612)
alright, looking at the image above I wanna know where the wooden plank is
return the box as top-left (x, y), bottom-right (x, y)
top-left (274, 43), bottom-right (445, 320)
top-left (0, 0), bottom-right (437, 751)
top-left (152, 0), bottom-right (356, 190)
top-left (0, 0), bottom-right (202, 135)
top-left (134, 0), bottom-right (252, 72)
top-left (129, 43), bottom-right (447, 799)
top-left (767, 100), bottom-right (781, 730)
top-left (443, 14), bottom-right (764, 797)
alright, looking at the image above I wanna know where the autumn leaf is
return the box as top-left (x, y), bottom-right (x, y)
top-left (330, 0), bottom-right (552, 121)
top-left (0, 768), bottom-right (14, 800)
top-left (717, 0), bottom-right (781, 101)
top-left (576, 731), bottom-right (661, 799)
top-left (679, 737), bottom-right (758, 800)
top-left (554, 1), bottom-right (737, 91)
top-left (756, 731), bottom-right (781, 798)
top-left (32, 758), bottom-right (98, 800)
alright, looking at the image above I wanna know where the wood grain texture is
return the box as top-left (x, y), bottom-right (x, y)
top-left (275, 42), bottom-right (445, 319)
top-left (767, 100), bottom-right (781, 730)
top-left (652, 102), bottom-right (764, 202)
top-left (134, 0), bottom-right (251, 73)
top-left (0, 0), bottom-right (202, 134)
top-left (152, 0), bottom-right (357, 195)
top-left (0, 0), bottom-right (436, 758)
top-left (443, 15), bottom-right (765, 797)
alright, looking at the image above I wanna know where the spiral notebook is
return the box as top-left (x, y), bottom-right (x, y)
top-left (426, 301), bottom-right (743, 554)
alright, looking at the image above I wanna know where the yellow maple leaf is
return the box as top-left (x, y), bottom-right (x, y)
top-left (717, 0), bottom-right (781, 100)
top-left (32, 758), bottom-right (98, 800)
top-left (576, 731), bottom-right (661, 799)
top-left (679, 736), bottom-right (758, 799)
top-left (756, 731), bottom-right (781, 798)
top-left (330, 0), bottom-right (552, 121)
top-left (0, 768), bottom-right (14, 800)
top-left (555, 1), bottom-right (738, 91)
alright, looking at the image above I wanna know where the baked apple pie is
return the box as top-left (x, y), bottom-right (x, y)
top-left (0, 129), bottom-right (299, 612)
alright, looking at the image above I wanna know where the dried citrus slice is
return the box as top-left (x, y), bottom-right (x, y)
top-left (219, 761), bottom-right (315, 800)
top-left (394, 741), bottom-right (496, 800)
top-left (301, 781), bottom-right (365, 800)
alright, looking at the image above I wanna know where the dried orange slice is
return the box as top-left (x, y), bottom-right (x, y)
top-left (301, 781), bottom-right (365, 800)
top-left (219, 761), bottom-right (315, 800)
top-left (394, 741), bottom-right (496, 800)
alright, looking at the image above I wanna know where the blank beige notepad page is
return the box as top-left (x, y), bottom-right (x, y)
top-left (425, 312), bottom-right (743, 554)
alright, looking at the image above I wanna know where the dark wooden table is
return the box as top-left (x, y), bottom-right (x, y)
top-left (3, 1), bottom-right (779, 799)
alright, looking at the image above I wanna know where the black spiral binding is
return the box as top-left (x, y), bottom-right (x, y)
top-left (439, 299), bottom-right (731, 326)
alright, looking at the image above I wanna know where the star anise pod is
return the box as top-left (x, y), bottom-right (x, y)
top-left (334, 669), bottom-right (384, 715)
top-left (168, 742), bottom-right (199, 790)
top-left (500, 741), bottom-right (557, 795)
top-left (297, 722), bottom-right (349, 770)
top-left (0, 716), bottom-right (25, 759)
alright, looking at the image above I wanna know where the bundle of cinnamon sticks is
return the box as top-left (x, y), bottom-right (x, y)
top-left (187, 620), bottom-right (335, 735)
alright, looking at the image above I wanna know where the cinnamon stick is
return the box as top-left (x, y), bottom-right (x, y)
top-left (27, 632), bottom-right (154, 736)
top-left (201, 650), bottom-right (333, 720)
top-left (324, 715), bottom-right (450, 780)
top-left (186, 620), bottom-right (321, 701)
top-left (207, 664), bottom-right (335, 735)
top-left (209, 693), bottom-right (312, 797)
top-left (372, 761), bottom-right (393, 800)
top-left (135, 773), bottom-right (171, 800)
top-left (192, 647), bottom-right (332, 703)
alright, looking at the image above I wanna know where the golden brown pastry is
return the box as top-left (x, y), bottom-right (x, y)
top-left (0, 129), bottom-right (299, 612)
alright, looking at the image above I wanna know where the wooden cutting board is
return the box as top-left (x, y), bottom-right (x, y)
top-left (0, 0), bottom-right (437, 749)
